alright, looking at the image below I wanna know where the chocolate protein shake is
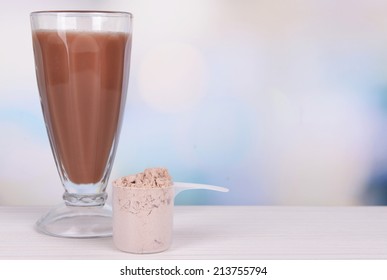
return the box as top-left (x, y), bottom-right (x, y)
top-left (32, 31), bottom-right (131, 184)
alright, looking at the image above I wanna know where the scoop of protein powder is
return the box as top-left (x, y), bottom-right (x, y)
top-left (112, 168), bottom-right (174, 254)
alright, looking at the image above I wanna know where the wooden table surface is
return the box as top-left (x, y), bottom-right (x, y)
top-left (1, 206), bottom-right (387, 259)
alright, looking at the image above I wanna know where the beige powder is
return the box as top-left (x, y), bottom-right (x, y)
top-left (113, 168), bottom-right (174, 253)
top-left (114, 168), bottom-right (172, 188)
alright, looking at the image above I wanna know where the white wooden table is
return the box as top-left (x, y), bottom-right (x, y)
top-left (1, 206), bottom-right (387, 259)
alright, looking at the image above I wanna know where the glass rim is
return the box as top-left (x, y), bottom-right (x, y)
top-left (30, 10), bottom-right (133, 18)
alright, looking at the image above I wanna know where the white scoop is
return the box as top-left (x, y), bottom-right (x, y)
top-left (113, 181), bottom-right (229, 253)
top-left (174, 182), bottom-right (229, 197)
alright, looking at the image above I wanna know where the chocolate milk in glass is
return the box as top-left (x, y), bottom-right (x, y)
top-left (32, 31), bottom-right (131, 184)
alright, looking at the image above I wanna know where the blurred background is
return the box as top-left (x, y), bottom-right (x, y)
top-left (1, 0), bottom-right (387, 206)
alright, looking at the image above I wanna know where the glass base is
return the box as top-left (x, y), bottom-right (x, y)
top-left (36, 203), bottom-right (112, 238)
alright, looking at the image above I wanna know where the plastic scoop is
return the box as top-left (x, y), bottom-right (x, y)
top-left (113, 181), bottom-right (228, 253)
top-left (174, 182), bottom-right (229, 197)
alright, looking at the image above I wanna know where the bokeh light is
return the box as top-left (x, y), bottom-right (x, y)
top-left (138, 42), bottom-right (208, 113)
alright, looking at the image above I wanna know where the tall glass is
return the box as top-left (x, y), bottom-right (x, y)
top-left (30, 11), bottom-right (133, 238)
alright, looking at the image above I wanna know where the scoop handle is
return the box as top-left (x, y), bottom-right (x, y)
top-left (173, 182), bottom-right (229, 198)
